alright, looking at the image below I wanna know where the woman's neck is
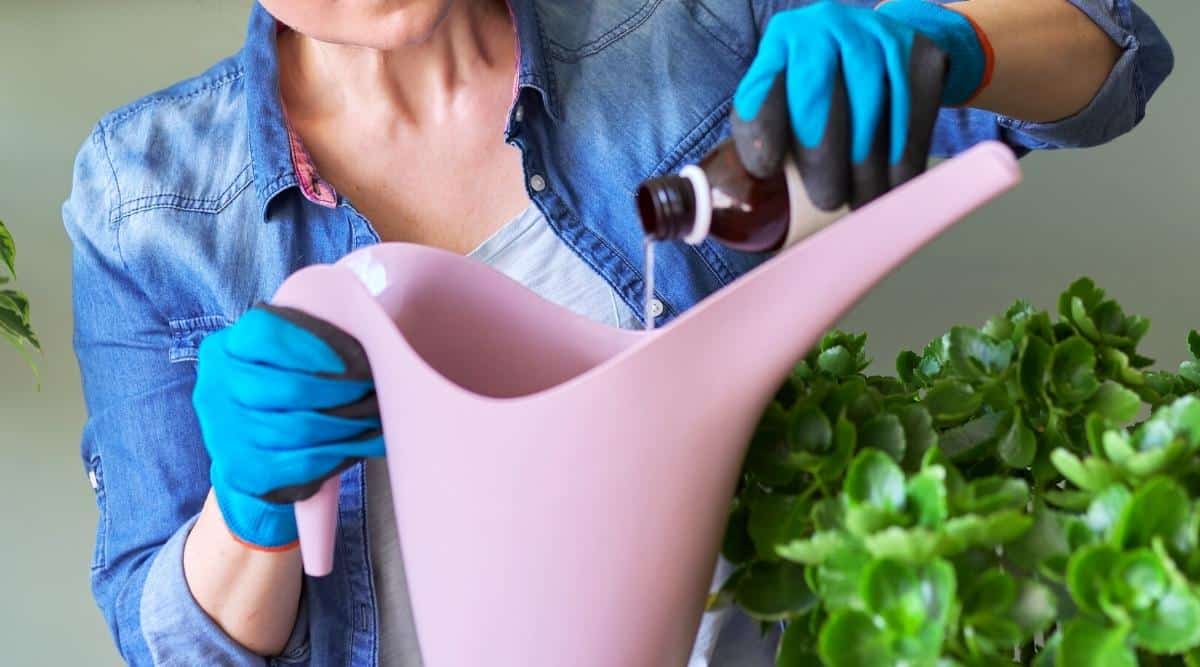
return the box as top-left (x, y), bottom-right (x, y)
top-left (278, 0), bottom-right (516, 127)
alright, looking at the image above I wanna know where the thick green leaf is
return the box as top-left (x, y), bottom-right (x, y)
top-left (898, 350), bottom-right (921, 386)
top-left (1113, 477), bottom-right (1191, 551)
top-left (895, 404), bottom-right (938, 470)
top-left (1051, 449), bottom-right (1120, 493)
top-left (962, 568), bottom-right (1016, 617)
top-left (864, 526), bottom-right (941, 563)
top-left (906, 467), bottom-right (948, 529)
top-left (939, 511), bottom-right (1032, 553)
top-left (948, 326), bottom-right (1014, 381)
top-left (721, 501), bottom-right (755, 565)
top-left (939, 412), bottom-right (1003, 462)
top-left (733, 561), bottom-right (818, 621)
top-left (1109, 548), bottom-right (1167, 612)
top-left (0, 220), bottom-right (15, 278)
top-left (1067, 542), bottom-right (1120, 615)
top-left (845, 450), bottom-right (907, 512)
top-left (1050, 336), bottom-right (1101, 406)
top-left (953, 477), bottom-right (1029, 515)
top-left (776, 615), bottom-right (822, 667)
top-left (1189, 330), bottom-right (1200, 360)
top-left (1019, 336), bottom-right (1052, 404)
top-left (789, 405), bottom-right (833, 454)
top-left (818, 609), bottom-right (893, 667)
top-left (861, 413), bottom-right (906, 463)
top-left (819, 345), bottom-right (857, 378)
top-left (996, 409), bottom-right (1037, 469)
top-left (1057, 618), bottom-right (1136, 667)
top-left (863, 559), bottom-right (928, 634)
top-left (776, 531), bottom-right (847, 564)
top-left (924, 380), bottom-right (983, 425)
top-left (745, 403), bottom-right (797, 487)
top-left (813, 547), bottom-right (872, 608)
top-left (747, 493), bottom-right (811, 560)
top-left (1083, 485), bottom-right (1131, 539)
top-left (1131, 582), bottom-right (1200, 653)
top-left (1088, 382), bottom-right (1142, 424)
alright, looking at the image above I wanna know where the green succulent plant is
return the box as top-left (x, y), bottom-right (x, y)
top-left (722, 279), bottom-right (1200, 666)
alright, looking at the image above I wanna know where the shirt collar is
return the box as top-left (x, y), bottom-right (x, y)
top-left (241, 1), bottom-right (559, 222)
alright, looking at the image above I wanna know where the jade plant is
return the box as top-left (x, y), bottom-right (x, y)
top-left (0, 220), bottom-right (39, 369)
top-left (720, 278), bottom-right (1200, 666)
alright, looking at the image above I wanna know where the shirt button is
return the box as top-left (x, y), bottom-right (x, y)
top-left (529, 174), bottom-right (547, 193)
top-left (513, 104), bottom-right (525, 123)
top-left (648, 299), bottom-right (665, 318)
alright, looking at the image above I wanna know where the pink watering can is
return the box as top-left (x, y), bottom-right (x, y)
top-left (270, 141), bottom-right (1021, 666)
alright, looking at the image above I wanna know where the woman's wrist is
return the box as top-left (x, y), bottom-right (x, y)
top-left (183, 490), bottom-right (304, 657)
top-left (942, 0), bottom-right (1122, 122)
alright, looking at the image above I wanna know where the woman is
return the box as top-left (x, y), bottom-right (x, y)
top-left (66, 0), bottom-right (1171, 664)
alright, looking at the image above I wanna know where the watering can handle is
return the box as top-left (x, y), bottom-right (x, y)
top-left (252, 304), bottom-right (378, 577)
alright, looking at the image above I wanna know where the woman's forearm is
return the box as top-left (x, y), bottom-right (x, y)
top-left (183, 490), bottom-right (303, 656)
top-left (951, 0), bottom-right (1122, 122)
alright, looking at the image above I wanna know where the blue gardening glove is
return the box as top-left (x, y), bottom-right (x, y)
top-left (194, 305), bottom-right (384, 549)
top-left (732, 0), bottom-right (992, 210)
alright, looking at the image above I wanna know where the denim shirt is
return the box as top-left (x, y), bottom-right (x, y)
top-left (65, 1), bottom-right (1172, 665)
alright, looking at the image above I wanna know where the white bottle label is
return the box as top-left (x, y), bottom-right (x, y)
top-left (781, 156), bottom-right (849, 250)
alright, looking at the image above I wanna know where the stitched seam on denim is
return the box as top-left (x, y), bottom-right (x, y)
top-left (117, 165), bottom-right (254, 219)
top-left (692, 240), bottom-right (736, 285)
top-left (649, 96), bottom-right (731, 176)
top-left (689, 0), bottom-right (750, 61)
top-left (527, 5), bottom-right (561, 113)
top-left (100, 69), bottom-right (245, 131)
top-left (547, 0), bottom-right (661, 62)
top-left (94, 127), bottom-right (123, 230)
top-left (169, 315), bottom-right (232, 363)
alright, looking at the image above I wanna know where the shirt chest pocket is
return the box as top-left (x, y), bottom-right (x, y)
top-left (169, 315), bottom-right (233, 364)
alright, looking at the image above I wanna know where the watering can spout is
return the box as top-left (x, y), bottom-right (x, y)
top-left (657, 141), bottom-right (1022, 414)
top-left (270, 141), bottom-right (1021, 666)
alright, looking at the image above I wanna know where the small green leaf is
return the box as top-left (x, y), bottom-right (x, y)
top-left (812, 547), bottom-right (872, 608)
top-left (864, 526), bottom-right (940, 563)
top-left (863, 559), bottom-right (928, 634)
top-left (895, 404), bottom-right (937, 470)
top-left (1113, 477), bottom-right (1191, 551)
top-left (733, 561), bottom-right (818, 621)
top-left (1050, 337), bottom-right (1101, 406)
top-left (1067, 542), bottom-right (1120, 615)
top-left (0, 220), bottom-right (15, 278)
top-left (776, 531), bottom-right (847, 564)
top-left (1083, 485), bottom-right (1132, 539)
top-left (1058, 618), bottom-right (1136, 667)
top-left (818, 610), bottom-right (893, 667)
top-left (1189, 330), bottom-right (1200, 359)
top-left (939, 412), bottom-right (1003, 461)
top-left (776, 616), bottom-right (822, 667)
top-left (1051, 449), bottom-right (1120, 493)
top-left (905, 467), bottom-right (948, 529)
top-left (845, 450), bottom-right (906, 512)
top-left (897, 350), bottom-right (921, 386)
top-left (1088, 382), bottom-right (1142, 424)
top-left (997, 409), bottom-right (1037, 469)
top-left (818, 345), bottom-right (857, 378)
top-left (954, 477), bottom-right (1029, 514)
top-left (745, 403), bottom-right (797, 487)
top-left (924, 379), bottom-right (983, 425)
top-left (860, 412), bottom-right (905, 463)
top-left (789, 405), bottom-right (833, 454)
top-left (962, 568), bottom-right (1016, 617)
top-left (1019, 336), bottom-right (1052, 403)
top-left (747, 493), bottom-right (811, 560)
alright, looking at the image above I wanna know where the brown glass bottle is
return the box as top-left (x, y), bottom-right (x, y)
top-left (637, 138), bottom-right (842, 253)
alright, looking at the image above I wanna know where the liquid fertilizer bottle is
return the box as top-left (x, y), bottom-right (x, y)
top-left (636, 138), bottom-right (847, 253)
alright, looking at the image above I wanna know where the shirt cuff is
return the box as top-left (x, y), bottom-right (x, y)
top-left (139, 515), bottom-right (311, 665)
top-left (993, 0), bottom-right (1145, 149)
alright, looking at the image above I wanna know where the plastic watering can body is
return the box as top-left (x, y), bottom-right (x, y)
top-left (270, 141), bottom-right (1022, 666)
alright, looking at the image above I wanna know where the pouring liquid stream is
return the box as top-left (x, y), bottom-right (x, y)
top-left (643, 238), bottom-right (656, 331)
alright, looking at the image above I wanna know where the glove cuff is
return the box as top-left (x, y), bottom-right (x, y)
top-left (212, 471), bottom-right (301, 551)
top-left (878, 0), bottom-right (995, 107)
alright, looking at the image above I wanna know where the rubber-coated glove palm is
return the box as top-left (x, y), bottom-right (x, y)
top-left (732, 0), bottom-right (990, 210)
top-left (194, 305), bottom-right (384, 549)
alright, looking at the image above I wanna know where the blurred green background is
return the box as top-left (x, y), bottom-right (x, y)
top-left (0, 1), bottom-right (1195, 663)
